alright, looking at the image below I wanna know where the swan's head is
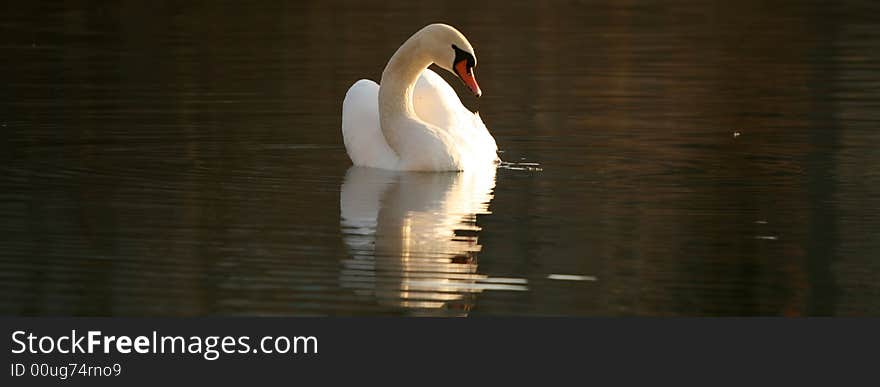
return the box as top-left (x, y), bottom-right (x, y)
top-left (420, 24), bottom-right (482, 98)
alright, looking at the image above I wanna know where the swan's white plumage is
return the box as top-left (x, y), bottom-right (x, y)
top-left (341, 24), bottom-right (499, 171)
top-left (343, 69), bottom-right (498, 171)
top-left (342, 79), bottom-right (398, 170)
top-left (413, 70), bottom-right (499, 166)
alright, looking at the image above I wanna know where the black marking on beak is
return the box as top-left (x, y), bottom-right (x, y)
top-left (452, 44), bottom-right (475, 73)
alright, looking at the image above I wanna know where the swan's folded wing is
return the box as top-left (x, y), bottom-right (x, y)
top-left (413, 69), bottom-right (460, 130)
top-left (342, 79), bottom-right (399, 169)
top-left (413, 69), bottom-right (499, 164)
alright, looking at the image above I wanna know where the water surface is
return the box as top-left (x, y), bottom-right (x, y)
top-left (2, 0), bottom-right (879, 316)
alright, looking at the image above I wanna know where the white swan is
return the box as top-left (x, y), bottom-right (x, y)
top-left (342, 24), bottom-right (499, 171)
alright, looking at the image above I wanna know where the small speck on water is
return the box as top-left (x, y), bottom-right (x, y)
top-left (733, 131), bottom-right (742, 138)
top-left (754, 220), bottom-right (768, 224)
top-left (754, 235), bottom-right (778, 240)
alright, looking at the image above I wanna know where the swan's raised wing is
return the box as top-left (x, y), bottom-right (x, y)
top-left (342, 79), bottom-right (399, 169)
top-left (413, 69), bottom-right (499, 164)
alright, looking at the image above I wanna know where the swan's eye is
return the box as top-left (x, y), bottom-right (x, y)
top-left (451, 44), bottom-right (475, 73)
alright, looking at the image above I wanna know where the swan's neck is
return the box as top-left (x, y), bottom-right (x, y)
top-left (378, 34), bottom-right (433, 154)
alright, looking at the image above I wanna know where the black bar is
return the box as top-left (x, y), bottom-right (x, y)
top-left (1, 318), bottom-right (876, 386)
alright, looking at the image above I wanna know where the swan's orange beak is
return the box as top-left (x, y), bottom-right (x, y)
top-left (454, 60), bottom-right (482, 98)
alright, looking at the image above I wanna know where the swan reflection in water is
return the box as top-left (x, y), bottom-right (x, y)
top-left (340, 165), bottom-right (527, 316)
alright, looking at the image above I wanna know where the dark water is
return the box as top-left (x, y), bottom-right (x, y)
top-left (2, 0), bottom-right (879, 316)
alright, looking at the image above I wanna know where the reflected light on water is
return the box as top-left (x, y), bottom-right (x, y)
top-left (340, 165), bottom-right (527, 316)
top-left (547, 274), bottom-right (598, 282)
